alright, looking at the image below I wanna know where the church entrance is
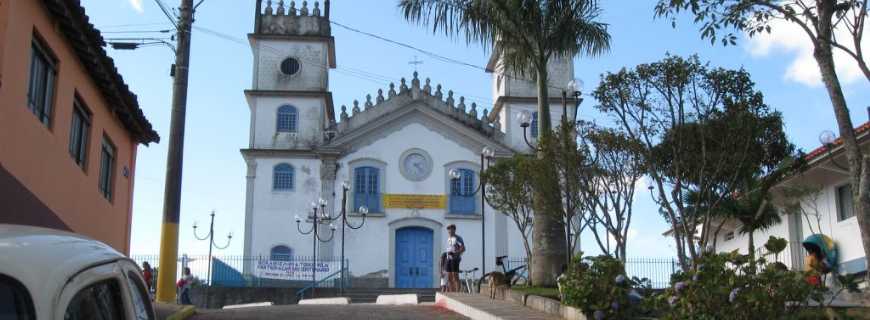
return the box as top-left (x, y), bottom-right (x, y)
top-left (395, 226), bottom-right (434, 288)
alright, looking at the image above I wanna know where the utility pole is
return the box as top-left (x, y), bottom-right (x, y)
top-left (156, 0), bottom-right (195, 303)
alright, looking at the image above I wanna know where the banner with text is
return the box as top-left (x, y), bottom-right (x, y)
top-left (383, 194), bottom-right (446, 209)
top-left (254, 259), bottom-right (340, 281)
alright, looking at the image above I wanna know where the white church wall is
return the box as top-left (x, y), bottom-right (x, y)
top-left (491, 63), bottom-right (507, 99)
top-left (253, 39), bottom-right (329, 91)
top-left (249, 157), bottom-right (323, 258)
top-left (503, 57), bottom-right (574, 97)
top-left (250, 96), bottom-right (324, 149)
top-left (327, 121), bottom-right (507, 282)
top-left (500, 103), bottom-right (564, 152)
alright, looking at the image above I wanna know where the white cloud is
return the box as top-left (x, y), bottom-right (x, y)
top-left (129, 0), bottom-right (144, 13)
top-left (746, 19), bottom-right (868, 87)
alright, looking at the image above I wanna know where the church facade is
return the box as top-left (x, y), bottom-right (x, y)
top-left (242, 0), bottom-right (577, 288)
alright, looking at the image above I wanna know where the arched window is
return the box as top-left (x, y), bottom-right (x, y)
top-left (270, 245), bottom-right (293, 261)
top-left (276, 105), bottom-right (298, 133)
top-left (273, 163), bottom-right (294, 190)
top-left (450, 168), bottom-right (476, 214)
top-left (530, 111), bottom-right (539, 138)
top-left (353, 166), bottom-right (381, 213)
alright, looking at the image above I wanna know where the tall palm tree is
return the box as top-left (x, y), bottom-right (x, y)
top-left (718, 177), bottom-right (782, 272)
top-left (399, 0), bottom-right (611, 287)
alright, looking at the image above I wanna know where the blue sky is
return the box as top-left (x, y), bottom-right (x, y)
top-left (81, 0), bottom-right (869, 258)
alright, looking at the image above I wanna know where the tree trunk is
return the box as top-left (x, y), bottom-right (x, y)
top-left (748, 229), bottom-right (756, 273)
top-left (814, 39), bottom-right (870, 275)
top-left (531, 60), bottom-right (568, 287)
top-left (523, 237), bottom-right (534, 286)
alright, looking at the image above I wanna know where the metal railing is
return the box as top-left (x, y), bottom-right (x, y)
top-left (625, 257), bottom-right (679, 289)
top-left (130, 254), bottom-right (348, 288)
top-left (503, 256), bottom-right (679, 289)
top-left (295, 268), bottom-right (346, 300)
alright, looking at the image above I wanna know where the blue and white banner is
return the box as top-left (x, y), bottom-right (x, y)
top-left (254, 259), bottom-right (339, 281)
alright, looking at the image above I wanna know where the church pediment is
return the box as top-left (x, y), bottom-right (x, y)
top-left (322, 72), bottom-right (514, 156)
top-left (324, 101), bottom-right (514, 157)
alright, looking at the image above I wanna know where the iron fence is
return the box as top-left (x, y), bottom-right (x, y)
top-left (130, 254), bottom-right (348, 288)
top-left (130, 253), bottom-right (679, 289)
top-left (502, 256), bottom-right (679, 289)
top-left (625, 257), bottom-right (679, 289)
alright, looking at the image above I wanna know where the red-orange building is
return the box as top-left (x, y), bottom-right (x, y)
top-left (0, 0), bottom-right (159, 254)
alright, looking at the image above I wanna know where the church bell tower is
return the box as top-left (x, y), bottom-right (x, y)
top-left (243, 0), bottom-right (337, 260)
top-left (248, 0), bottom-right (336, 149)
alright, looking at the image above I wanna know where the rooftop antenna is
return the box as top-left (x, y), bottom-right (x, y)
top-left (408, 55), bottom-right (424, 72)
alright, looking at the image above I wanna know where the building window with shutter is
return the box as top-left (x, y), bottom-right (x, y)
top-left (28, 35), bottom-right (57, 127)
top-left (98, 136), bottom-right (116, 201)
top-left (837, 184), bottom-right (856, 221)
top-left (69, 97), bottom-right (91, 168)
top-left (276, 105), bottom-right (298, 133)
top-left (270, 245), bottom-right (293, 261)
top-left (272, 163), bottom-right (294, 191)
top-left (354, 166), bottom-right (381, 213)
top-left (450, 168), bottom-right (476, 214)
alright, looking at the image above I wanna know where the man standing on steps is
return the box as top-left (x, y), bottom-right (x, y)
top-left (445, 224), bottom-right (465, 292)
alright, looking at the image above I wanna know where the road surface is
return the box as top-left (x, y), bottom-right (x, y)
top-left (189, 304), bottom-right (468, 320)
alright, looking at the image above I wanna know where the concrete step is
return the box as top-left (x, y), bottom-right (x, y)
top-left (309, 288), bottom-right (437, 303)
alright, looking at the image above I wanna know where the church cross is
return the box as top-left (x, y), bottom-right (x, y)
top-left (408, 55), bottom-right (424, 72)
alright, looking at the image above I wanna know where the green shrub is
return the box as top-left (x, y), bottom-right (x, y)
top-left (654, 237), bottom-right (859, 320)
top-left (559, 255), bottom-right (651, 319)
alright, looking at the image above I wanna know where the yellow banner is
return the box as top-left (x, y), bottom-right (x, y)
top-left (383, 194), bottom-right (446, 209)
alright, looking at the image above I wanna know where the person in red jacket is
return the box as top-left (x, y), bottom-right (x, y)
top-left (141, 261), bottom-right (153, 294)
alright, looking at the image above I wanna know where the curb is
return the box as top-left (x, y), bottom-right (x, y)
top-left (435, 292), bottom-right (500, 320)
top-left (165, 305), bottom-right (195, 320)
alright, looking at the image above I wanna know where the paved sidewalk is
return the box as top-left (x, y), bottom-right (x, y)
top-left (436, 292), bottom-right (562, 320)
top-left (189, 304), bottom-right (467, 320)
top-left (155, 303), bottom-right (195, 320)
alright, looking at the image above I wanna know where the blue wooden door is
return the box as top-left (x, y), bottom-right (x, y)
top-left (396, 227), bottom-right (433, 288)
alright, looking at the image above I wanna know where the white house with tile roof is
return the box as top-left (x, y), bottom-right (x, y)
top-left (710, 122), bottom-right (870, 276)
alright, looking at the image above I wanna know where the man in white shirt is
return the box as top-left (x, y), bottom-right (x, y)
top-left (445, 224), bottom-right (465, 292)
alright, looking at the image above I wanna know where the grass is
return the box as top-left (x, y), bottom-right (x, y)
top-left (511, 286), bottom-right (561, 301)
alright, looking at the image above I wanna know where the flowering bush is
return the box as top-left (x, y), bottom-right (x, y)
top-left (654, 237), bottom-right (859, 320)
top-left (559, 255), bottom-right (651, 319)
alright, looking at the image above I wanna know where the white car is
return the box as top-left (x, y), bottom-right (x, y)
top-left (0, 224), bottom-right (155, 320)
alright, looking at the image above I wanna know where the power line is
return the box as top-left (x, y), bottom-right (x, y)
top-left (191, 26), bottom-right (495, 106)
top-left (330, 20), bottom-right (591, 96)
top-left (98, 22), bottom-right (173, 29)
top-left (279, 5), bottom-right (587, 96)
top-left (153, 0), bottom-right (179, 28)
top-left (100, 30), bottom-right (173, 34)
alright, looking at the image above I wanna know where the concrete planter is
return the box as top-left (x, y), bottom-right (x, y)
top-left (525, 295), bottom-right (562, 315)
top-left (476, 285), bottom-right (586, 320)
top-left (505, 289), bottom-right (528, 305)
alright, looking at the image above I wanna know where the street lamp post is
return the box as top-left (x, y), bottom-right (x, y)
top-left (323, 182), bottom-right (368, 295)
top-left (295, 199), bottom-right (336, 296)
top-left (192, 211), bottom-right (233, 285)
top-left (449, 146), bottom-right (496, 276)
top-left (517, 81), bottom-right (585, 263)
top-left (518, 80), bottom-right (584, 150)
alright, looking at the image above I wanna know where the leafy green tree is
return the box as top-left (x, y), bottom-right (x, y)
top-left (483, 156), bottom-right (536, 280)
top-left (399, 0), bottom-right (611, 286)
top-left (593, 55), bottom-right (793, 270)
top-left (717, 176), bottom-right (786, 271)
top-left (655, 0), bottom-right (870, 283)
top-left (579, 126), bottom-right (646, 262)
